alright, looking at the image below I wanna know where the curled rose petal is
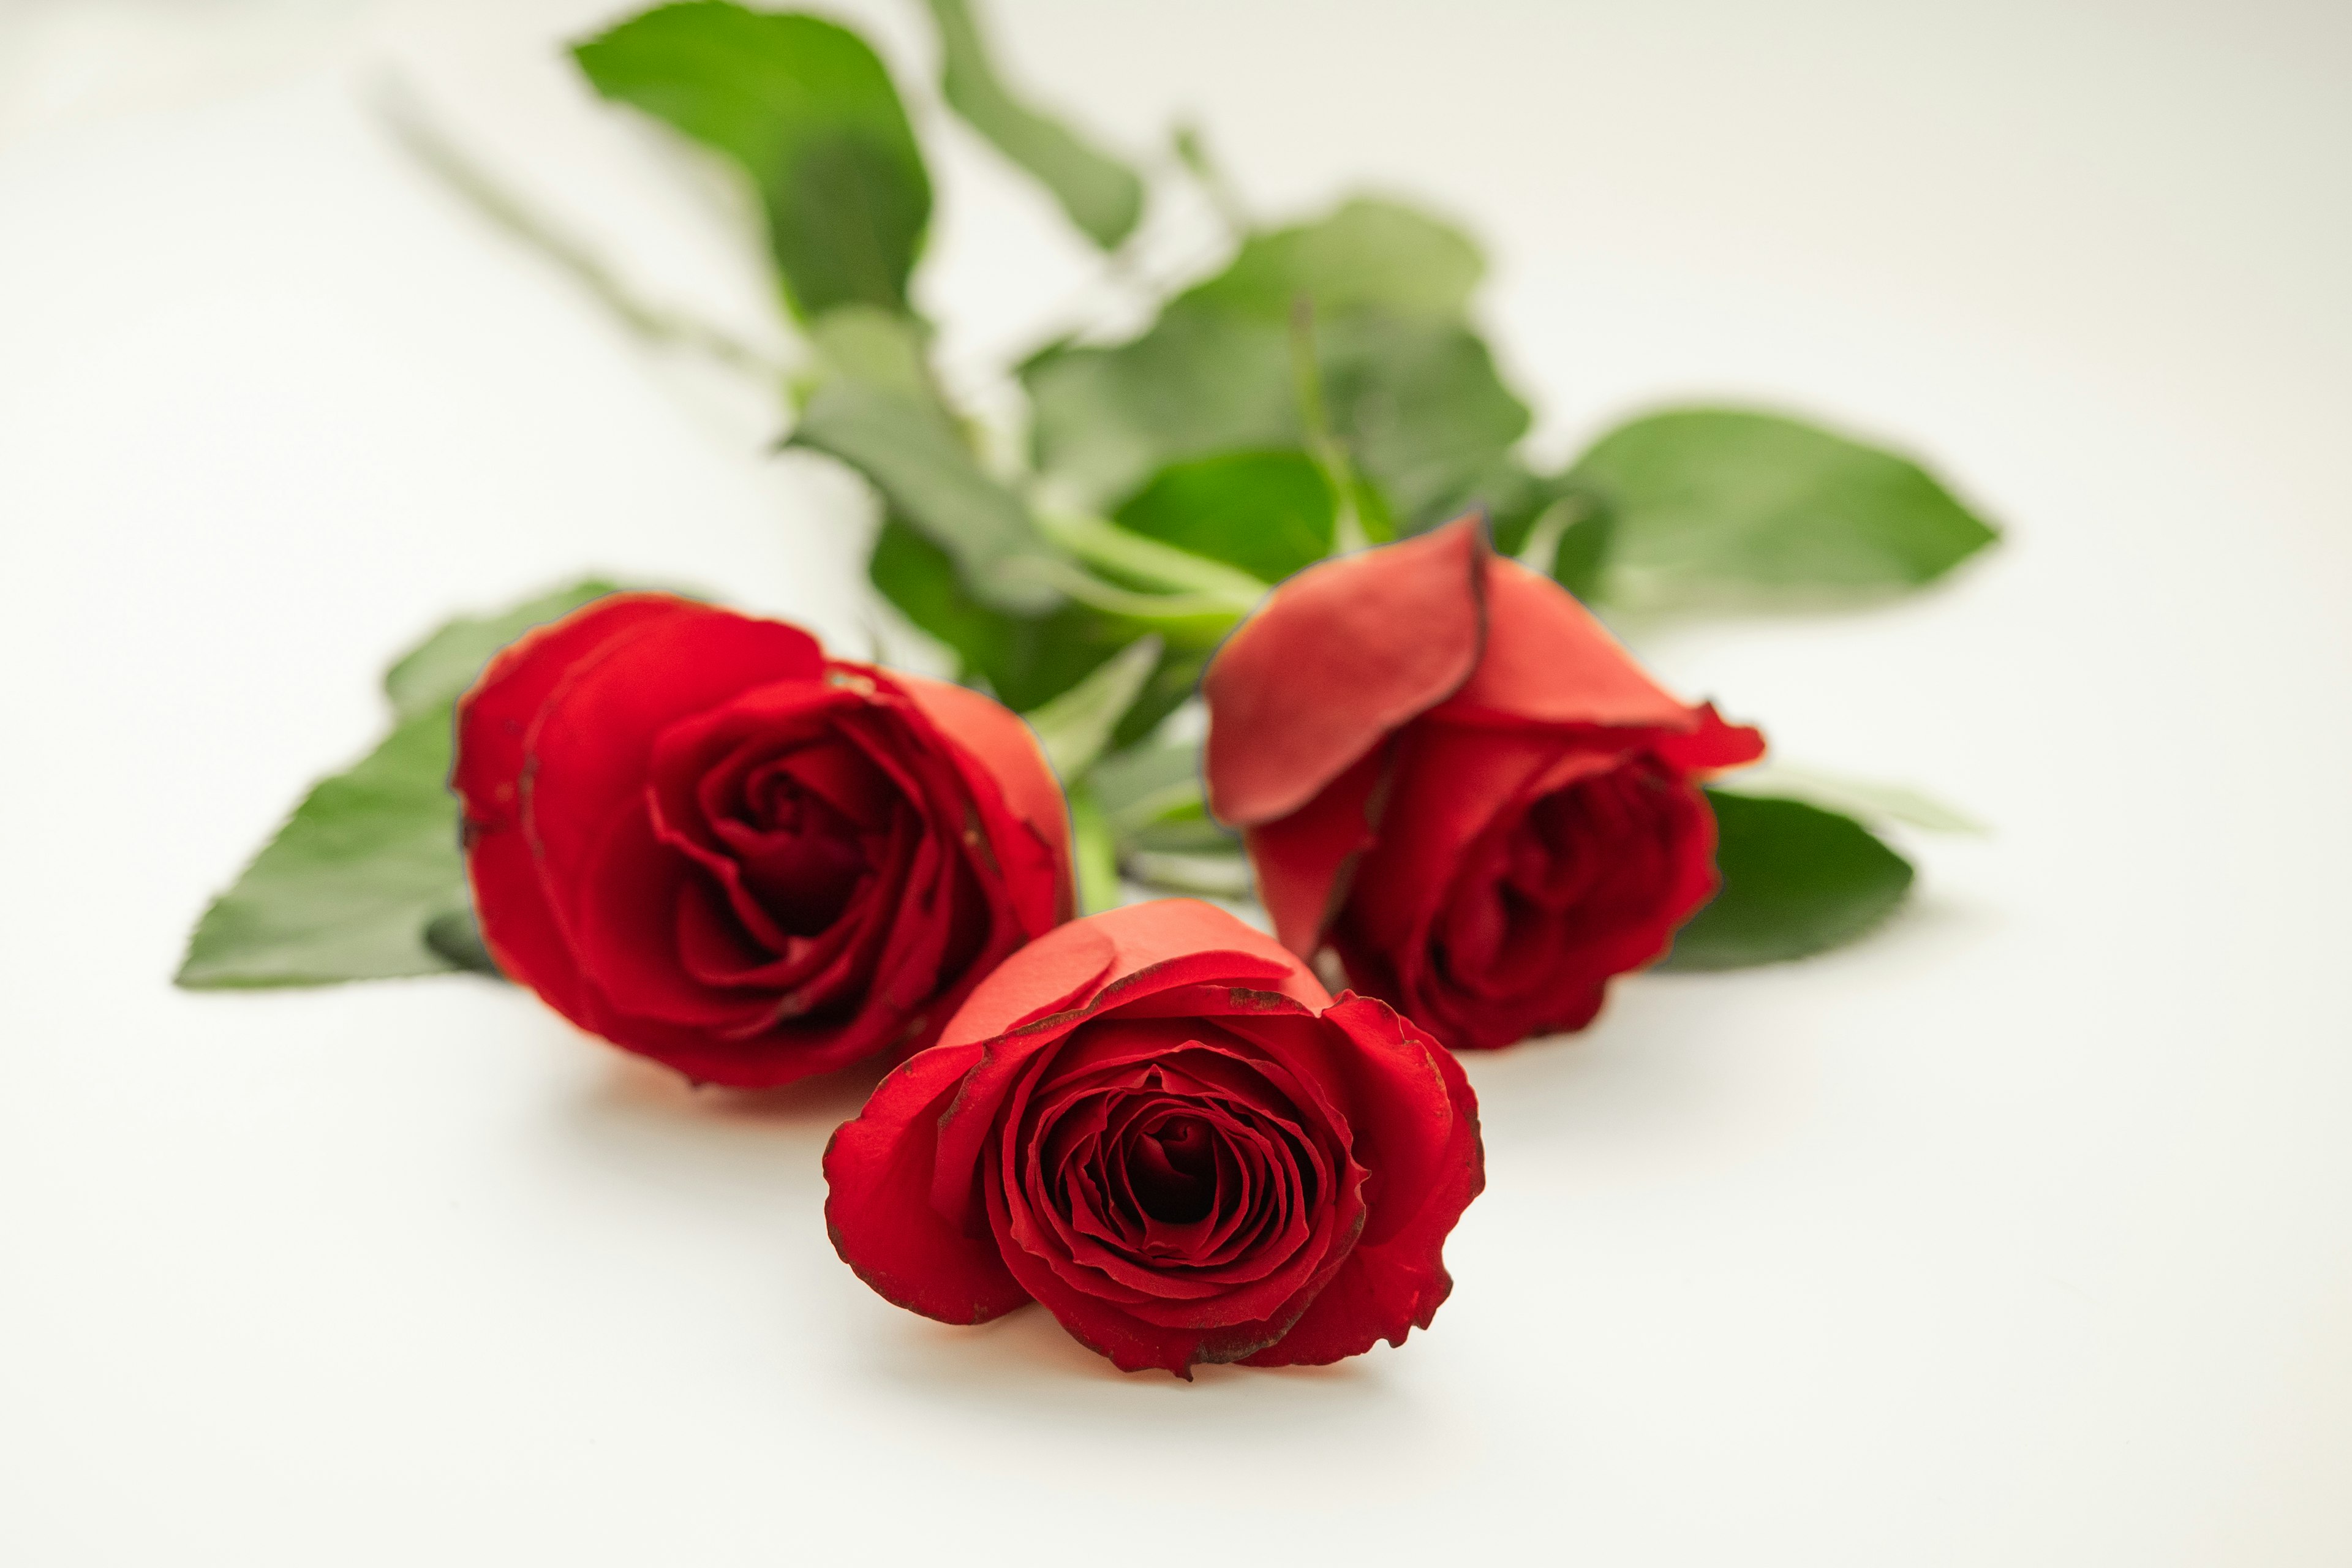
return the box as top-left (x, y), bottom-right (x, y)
top-left (1202, 520), bottom-right (1770, 1051)
top-left (1203, 516), bottom-right (1486, 827)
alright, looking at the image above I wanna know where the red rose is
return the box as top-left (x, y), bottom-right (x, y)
top-left (823, 898), bottom-right (1483, 1377)
top-left (1202, 517), bottom-right (1765, 1051)
top-left (453, 594), bottom-right (1071, 1088)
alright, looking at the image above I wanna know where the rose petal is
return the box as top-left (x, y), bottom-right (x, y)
top-left (1081, 899), bottom-right (1332, 1012)
top-left (521, 606), bottom-right (826, 949)
top-left (1428, 556), bottom-right (1693, 728)
top-left (1653, 701), bottom-right (1768, 775)
top-left (455, 593), bottom-right (696, 1017)
top-left (1243, 995), bottom-right (1482, 1366)
top-left (824, 1042), bottom-right (1029, 1325)
top-left (1339, 724), bottom-right (1623, 967)
top-left (1204, 516), bottom-right (1487, 826)
top-left (886, 668), bottom-right (1074, 924)
top-left (1242, 744), bottom-right (1387, 959)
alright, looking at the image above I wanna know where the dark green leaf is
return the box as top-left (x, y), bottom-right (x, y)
top-left (178, 709), bottom-right (472, 987)
top-left (575, 1), bottom-right (931, 319)
top-left (1568, 408), bottom-right (1999, 609)
top-left (423, 907), bottom-right (502, 976)
top-left (383, 578), bottom-right (620, 718)
top-left (868, 516), bottom-right (1196, 748)
top-left (1659, 791), bottom-right (1915, 971)
top-left (1022, 635), bottom-right (1162, 780)
top-left (1112, 450), bottom-right (1335, 585)
top-left (791, 378), bottom-right (1061, 613)
top-left (870, 516), bottom-right (1103, 704)
top-left (1112, 649), bottom-right (1205, 752)
top-left (1549, 503), bottom-right (1616, 602)
top-left (1466, 460), bottom-right (1560, 556)
top-left (922, 0), bottom-right (1144, 249)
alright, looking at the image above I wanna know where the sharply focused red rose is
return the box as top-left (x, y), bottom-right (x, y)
top-left (1202, 517), bottom-right (1765, 1051)
top-left (823, 899), bottom-right (1483, 1377)
top-left (453, 594), bottom-right (1071, 1088)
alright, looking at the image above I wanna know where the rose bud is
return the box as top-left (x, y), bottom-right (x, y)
top-left (453, 594), bottom-right (1071, 1089)
top-left (823, 898), bottom-right (1483, 1378)
top-left (1202, 516), bottom-right (1765, 1051)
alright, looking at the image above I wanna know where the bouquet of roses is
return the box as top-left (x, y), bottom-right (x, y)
top-left (177, 0), bottom-right (1995, 1377)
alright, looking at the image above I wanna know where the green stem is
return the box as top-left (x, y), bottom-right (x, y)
top-left (375, 77), bottom-right (791, 384)
top-left (1172, 121), bottom-right (1250, 238)
top-left (1005, 556), bottom-right (1252, 631)
top-left (1514, 493), bottom-right (1596, 576)
top-left (1032, 510), bottom-right (1269, 606)
top-left (1068, 788), bottom-right (1124, 914)
top-left (1287, 295), bottom-right (1374, 551)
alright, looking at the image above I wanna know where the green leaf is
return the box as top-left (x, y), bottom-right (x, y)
top-left (178, 708), bottom-right (473, 987)
top-left (1021, 195), bottom-right (1526, 521)
top-left (575, 1), bottom-right (931, 320)
top-left (423, 907), bottom-right (502, 975)
top-left (869, 515), bottom-right (1110, 705)
top-left (867, 517), bottom-right (1198, 748)
top-left (1067, 786), bottom-right (1123, 916)
top-left (1659, 791), bottom-right (1915, 971)
top-left (1110, 449), bottom-right (1334, 586)
top-left (922, 0), bottom-right (1144, 249)
top-left (1025, 307), bottom-right (1294, 507)
top-left (383, 578), bottom-right (620, 718)
top-left (1319, 313), bottom-right (1529, 524)
top-left (804, 303), bottom-right (938, 403)
top-left (790, 377), bottom-right (1062, 613)
top-left (1090, 739), bottom-right (1203, 831)
top-left (1568, 408), bottom-right (1999, 609)
top-left (1549, 503), bottom-right (1616, 602)
top-left (1175, 197), bottom-right (1482, 320)
top-left (1021, 635), bottom-right (1163, 781)
top-left (1125, 848), bottom-right (1253, 899)
top-left (1025, 293), bottom-right (1526, 525)
top-left (181, 581), bottom-right (639, 989)
top-left (1506, 488), bottom-right (1616, 602)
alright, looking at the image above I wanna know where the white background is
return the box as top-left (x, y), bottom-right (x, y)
top-left (3, 1), bottom-right (2348, 1562)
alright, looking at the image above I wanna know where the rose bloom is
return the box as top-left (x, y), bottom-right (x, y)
top-left (824, 899), bottom-right (1483, 1377)
top-left (1202, 516), bottom-right (1765, 1051)
top-left (454, 594), bottom-right (1070, 1088)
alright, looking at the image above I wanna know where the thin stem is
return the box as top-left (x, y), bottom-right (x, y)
top-left (1032, 510), bottom-right (1268, 606)
top-left (1068, 788), bottom-right (1125, 914)
top-left (1289, 295), bottom-right (1370, 552)
top-left (373, 77), bottom-right (791, 385)
top-left (1514, 493), bottom-right (1596, 576)
top-left (1006, 556), bottom-right (1254, 628)
top-left (1172, 121), bottom-right (1249, 239)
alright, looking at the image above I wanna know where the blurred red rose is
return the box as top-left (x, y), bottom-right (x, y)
top-left (1202, 517), bottom-right (1765, 1050)
top-left (454, 594), bottom-right (1071, 1088)
top-left (824, 899), bottom-right (1483, 1377)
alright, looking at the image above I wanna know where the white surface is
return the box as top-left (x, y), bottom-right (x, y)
top-left (4, 1), bottom-right (2349, 1562)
